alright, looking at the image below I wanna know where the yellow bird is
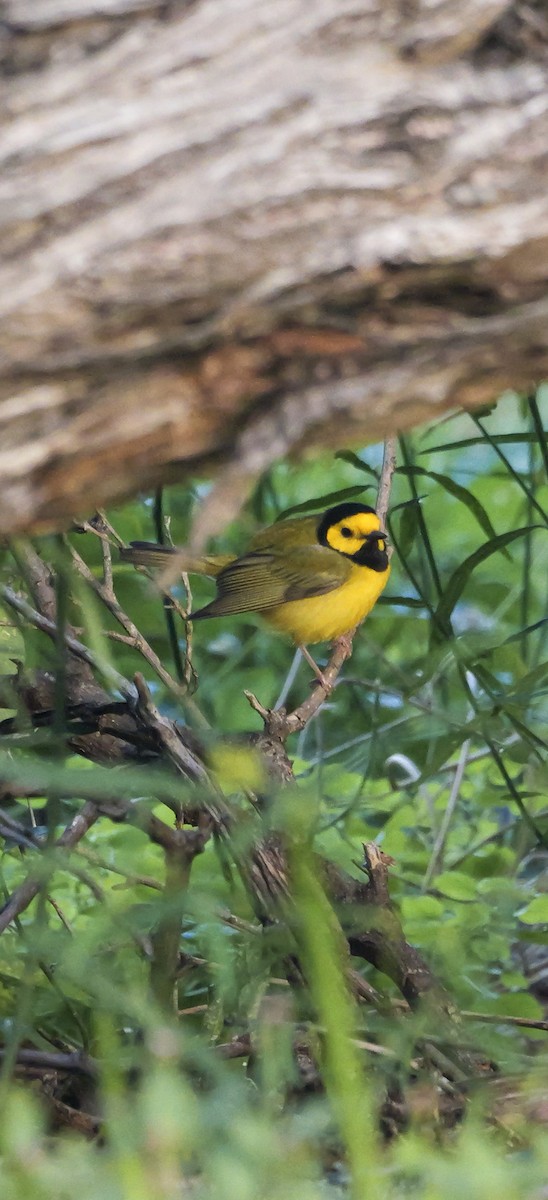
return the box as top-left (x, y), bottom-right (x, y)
top-left (121, 501), bottom-right (390, 657)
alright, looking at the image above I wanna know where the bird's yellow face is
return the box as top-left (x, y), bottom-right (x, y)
top-left (324, 510), bottom-right (382, 556)
top-left (317, 503), bottom-right (389, 572)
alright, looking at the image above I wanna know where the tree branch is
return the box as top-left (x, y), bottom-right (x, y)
top-left (1, 2), bottom-right (547, 535)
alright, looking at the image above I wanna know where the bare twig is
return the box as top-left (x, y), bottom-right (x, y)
top-left (152, 490), bottom-right (197, 691)
top-left (0, 802), bottom-right (99, 935)
top-left (69, 545), bottom-right (186, 701)
top-left (8, 541), bottom-right (57, 619)
top-left (133, 673), bottom-right (210, 789)
top-left (69, 542), bottom-right (207, 730)
top-left (0, 1047), bottom-right (97, 1078)
top-left (422, 738), bottom-right (471, 890)
top-left (246, 632), bottom-right (355, 738)
top-left (274, 648), bottom-right (303, 709)
top-left (98, 519), bottom-right (114, 593)
top-left (0, 585), bottom-right (135, 702)
top-left (75, 845), bottom-right (163, 892)
top-left (376, 437), bottom-right (397, 529)
top-left (75, 513), bottom-right (124, 548)
top-left (47, 1097), bottom-right (101, 1138)
top-left (0, 807), bottom-right (40, 852)
top-left (106, 632), bottom-right (139, 646)
top-left (47, 894), bottom-right (73, 933)
top-left (181, 575), bottom-right (195, 689)
top-left (461, 1010), bottom-right (548, 1033)
top-left (348, 966), bottom-right (385, 1010)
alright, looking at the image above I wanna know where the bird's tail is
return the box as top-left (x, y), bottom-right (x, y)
top-left (120, 542), bottom-right (232, 579)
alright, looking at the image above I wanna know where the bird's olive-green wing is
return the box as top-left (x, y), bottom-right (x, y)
top-left (192, 545), bottom-right (351, 619)
top-left (249, 515), bottom-right (321, 552)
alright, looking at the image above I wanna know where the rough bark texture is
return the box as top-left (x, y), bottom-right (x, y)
top-left (1, 0), bottom-right (547, 534)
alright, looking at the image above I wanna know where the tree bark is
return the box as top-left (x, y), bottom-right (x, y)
top-left (1, 0), bottom-right (547, 534)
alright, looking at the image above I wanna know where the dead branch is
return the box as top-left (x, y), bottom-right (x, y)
top-left (0, 1047), bottom-right (97, 1079)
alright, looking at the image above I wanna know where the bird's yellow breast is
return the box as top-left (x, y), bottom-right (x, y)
top-left (265, 562), bottom-right (390, 645)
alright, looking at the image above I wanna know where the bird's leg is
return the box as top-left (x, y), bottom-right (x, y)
top-left (299, 644), bottom-right (331, 691)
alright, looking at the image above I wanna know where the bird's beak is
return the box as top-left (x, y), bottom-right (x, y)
top-left (367, 530), bottom-right (388, 542)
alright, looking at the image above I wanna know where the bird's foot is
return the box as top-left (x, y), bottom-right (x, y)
top-left (299, 645), bottom-right (332, 692)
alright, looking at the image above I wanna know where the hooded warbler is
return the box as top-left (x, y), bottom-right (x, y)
top-left (121, 502), bottom-right (390, 649)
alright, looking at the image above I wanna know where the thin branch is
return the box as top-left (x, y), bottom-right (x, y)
top-left (69, 542), bottom-right (207, 729)
top-left (8, 541), bottom-right (57, 619)
top-left (274, 648), bottom-right (303, 709)
top-left (0, 802), bottom-right (99, 935)
top-left (0, 585), bottom-right (135, 702)
top-left (247, 632), bottom-right (355, 737)
top-left (133, 673), bottom-right (210, 790)
top-left (422, 738), bottom-right (471, 890)
top-left (376, 436), bottom-right (397, 529)
top-left (98, 517), bottom-right (114, 593)
top-left (69, 545), bottom-right (185, 701)
top-left (0, 1047), bottom-right (97, 1078)
top-left (47, 894), bottom-right (73, 933)
top-left (152, 488), bottom-right (193, 688)
top-left (461, 1010), bottom-right (548, 1033)
top-left (0, 807), bottom-right (40, 852)
top-left (75, 845), bottom-right (163, 891)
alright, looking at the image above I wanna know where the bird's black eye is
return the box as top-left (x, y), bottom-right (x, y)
top-left (340, 526), bottom-right (353, 538)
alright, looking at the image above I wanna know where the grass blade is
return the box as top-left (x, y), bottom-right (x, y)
top-left (397, 465), bottom-right (500, 545)
top-left (277, 485), bottom-right (374, 520)
top-left (434, 525), bottom-right (545, 632)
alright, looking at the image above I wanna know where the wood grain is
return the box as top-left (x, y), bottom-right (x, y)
top-left (1, 0), bottom-right (547, 532)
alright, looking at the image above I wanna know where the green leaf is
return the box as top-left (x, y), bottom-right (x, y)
top-left (421, 433), bottom-right (539, 454)
top-left (510, 660), bottom-right (548, 700)
top-left (433, 525), bottom-right (545, 631)
top-left (390, 496), bottom-right (427, 513)
top-left (504, 617), bottom-right (548, 646)
top-left (434, 872), bottom-right (477, 902)
top-left (528, 391), bottom-right (548, 477)
top-left (472, 932), bottom-right (512, 963)
top-left (334, 451), bottom-right (380, 480)
top-left (400, 894), bottom-right (444, 921)
top-left (377, 595), bottom-right (427, 608)
top-left (396, 465), bottom-right (501, 546)
top-left (516, 928), bottom-right (548, 945)
top-left (277, 485), bottom-right (373, 520)
top-left (519, 896), bottom-right (548, 925)
top-left (499, 970), bottom-right (529, 989)
top-left (392, 500), bottom-right (422, 560)
top-left (486, 992), bottom-right (544, 1020)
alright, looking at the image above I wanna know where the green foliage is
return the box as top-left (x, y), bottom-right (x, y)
top-left (0, 390), bottom-right (547, 1196)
